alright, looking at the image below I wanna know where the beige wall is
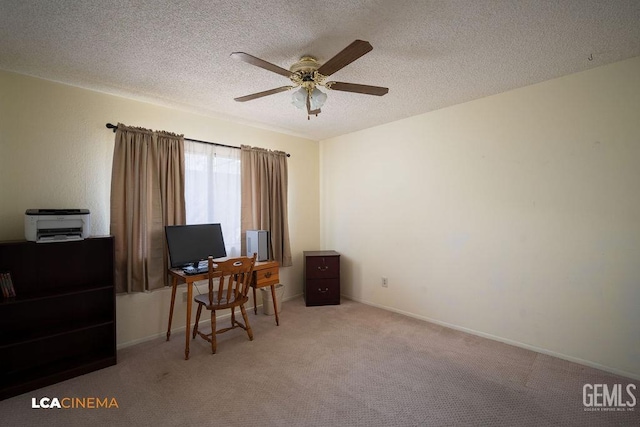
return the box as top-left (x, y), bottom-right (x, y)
top-left (2, 56), bottom-right (639, 378)
top-left (320, 56), bottom-right (640, 379)
top-left (0, 70), bottom-right (320, 346)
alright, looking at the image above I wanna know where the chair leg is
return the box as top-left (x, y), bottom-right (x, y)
top-left (240, 305), bottom-right (253, 341)
top-left (210, 310), bottom-right (217, 354)
top-left (193, 304), bottom-right (202, 339)
top-left (231, 307), bottom-right (236, 327)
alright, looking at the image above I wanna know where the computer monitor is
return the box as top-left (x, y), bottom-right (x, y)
top-left (165, 223), bottom-right (227, 268)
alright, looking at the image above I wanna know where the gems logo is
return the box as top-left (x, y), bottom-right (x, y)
top-left (31, 396), bottom-right (119, 409)
top-left (583, 384), bottom-right (636, 412)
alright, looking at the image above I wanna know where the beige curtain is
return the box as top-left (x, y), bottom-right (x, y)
top-left (110, 123), bottom-right (186, 293)
top-left (241, 145), bottom-right (292, 267)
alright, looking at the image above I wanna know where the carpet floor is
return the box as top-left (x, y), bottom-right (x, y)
top-left (1, 297), bottom-right (638, 426)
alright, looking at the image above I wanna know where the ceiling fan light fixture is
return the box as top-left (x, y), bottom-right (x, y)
top-left (291, 87), bottom-right (307, 109)
top-left (291, 86), bottom-right (327, 111)
top-left (309, 87), bottom-right (327, 110)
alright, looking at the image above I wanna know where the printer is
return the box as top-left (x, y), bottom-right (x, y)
top-left (25, 209), bottom-right (91, 243)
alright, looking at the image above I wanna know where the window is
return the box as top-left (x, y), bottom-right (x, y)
top-left (184, 141), bottom-right (241, 257)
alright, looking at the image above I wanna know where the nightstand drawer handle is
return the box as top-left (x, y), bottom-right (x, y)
top-left (318, 287), bottom-right (329, 293)
top-left (265, 272), bottom-right (272, 278)
top-left (317, 266), bottom-right (329, 271)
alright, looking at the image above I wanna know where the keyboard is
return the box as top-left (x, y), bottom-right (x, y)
top-left (182, 263), bottom-right (209, 275)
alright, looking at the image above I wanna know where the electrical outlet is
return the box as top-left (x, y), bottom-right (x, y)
top-left (382, 277), bottom-right (388, 287)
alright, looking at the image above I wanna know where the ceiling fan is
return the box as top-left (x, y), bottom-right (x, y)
top-left (231, 40), bottom-right (389, 119)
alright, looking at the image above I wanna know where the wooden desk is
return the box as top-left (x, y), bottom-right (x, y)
top-left (250, 261), bottom-right (281, 326)
top-left (167, 260), bottom-right (279, 360)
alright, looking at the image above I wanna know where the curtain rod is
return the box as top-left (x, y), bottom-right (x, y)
top-left (105, 123), bottom-right (290, 157)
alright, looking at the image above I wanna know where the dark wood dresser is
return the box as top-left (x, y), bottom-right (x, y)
top-left (303, 250), bottom-right (340, 306)
top-left (0, 237), bottom-right (116, 400)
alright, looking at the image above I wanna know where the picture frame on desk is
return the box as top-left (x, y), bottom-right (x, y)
top-left (0, 271), bottom-right (16, 298)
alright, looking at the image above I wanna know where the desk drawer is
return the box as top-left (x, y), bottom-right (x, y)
top-left (254, 266), bottom-right (279, 288)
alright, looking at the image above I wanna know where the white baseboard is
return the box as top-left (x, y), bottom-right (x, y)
top-left (342, 294), bottom-right (640, 381)
top-left (117, 293), bottom-right (303, 350)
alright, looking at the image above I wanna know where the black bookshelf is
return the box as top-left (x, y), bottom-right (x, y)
top-left (0, 237), bottom-right (116, 400)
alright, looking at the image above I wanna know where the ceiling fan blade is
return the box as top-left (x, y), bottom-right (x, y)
top-left (234, 86), bottom-right (292, 102)
top-left (316, 40), bottom-right (373, 76)
top-left (231, 52), bottom-right (292, 78)
top-left (327, 82), bottom-right (389, 96)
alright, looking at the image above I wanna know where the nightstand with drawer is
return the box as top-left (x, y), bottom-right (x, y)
top-left (303, 250), bottom-right (340, 306)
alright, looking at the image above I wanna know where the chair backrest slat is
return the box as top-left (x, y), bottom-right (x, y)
top-left (208, 257), bottom-right (215, 304)
top-left (206, 254), bottom-right (257, 306)
top-left (226, 273), bottom-right (234, 302)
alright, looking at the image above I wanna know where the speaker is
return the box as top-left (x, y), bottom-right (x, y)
top-left (246, 230), bottom-right (269, 261)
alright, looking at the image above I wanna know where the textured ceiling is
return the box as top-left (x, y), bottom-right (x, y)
top-left (1, 0), bottom-right (640, 141)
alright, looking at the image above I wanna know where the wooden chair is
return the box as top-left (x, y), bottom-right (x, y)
top-left (192, 254), bottom-right (257, 354)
